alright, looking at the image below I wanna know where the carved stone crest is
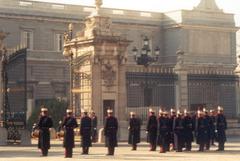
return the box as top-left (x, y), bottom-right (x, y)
top-left (102, 61), bottom-right (116, 87)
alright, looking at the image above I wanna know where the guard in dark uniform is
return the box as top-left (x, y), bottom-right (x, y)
top-left (183, 110), bottom-right (194, 151)
top-left (196, 110), bottom-right (208, 152)
top-left (104, 109), bottom-right (118, 155)
top-left (128, 112), bottom-right (141, 150)
top-left (80, 110), bottom-right (92, 154)
top-left (146, 108), bottom-right (158, 151)
top-left (169, 108), bottom-right (176, 151)
top-left (209, 110), bottom-right (216, 146)
top-left (91, 111), bottom-right (98, 143)
top-left (157, 110), bottom-right (170, 153)
top-left (204, 109), bottom-right (212, 150)
top-left (216, 106), bottom-right (227, 151)
top-left (37, 107), bottom-right (53, 156)
top-left (173, 111), bottom-right (184, 152)
top-left (62, 109), bottom-right (78, 158)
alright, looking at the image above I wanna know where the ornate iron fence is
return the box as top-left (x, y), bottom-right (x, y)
top-left (2, 48), bottom-right (27, 143)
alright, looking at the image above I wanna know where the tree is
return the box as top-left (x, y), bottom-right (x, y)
top-left (27, 99), bottom-right (68, 130)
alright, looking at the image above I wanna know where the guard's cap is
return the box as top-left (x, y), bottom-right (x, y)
top-left (177, 110), bottom-right (182, 115)
top-left (163, 111), bottom-right (168, 115)
top-left (66, 109), bottom-right (72, 113)
top-left (149, 108), bottom-right (155, 113)
top-left (41, 108), bottom-right (48, 112)
top-left (130, 112), bottom-right (135, 115)
top-left (159, 109), bottom-right (163, 114)
top-left (170, 108), bottom-right (176, 113)
top-left (217, 106), bottom-right (223, 111)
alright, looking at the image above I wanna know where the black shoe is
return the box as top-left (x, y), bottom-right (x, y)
top-left (216, 149), bottom-right (224, 151)
top-left (106, 153), bottom-right (113, 156)
top-left (65, 156), bottom-right (72, 158)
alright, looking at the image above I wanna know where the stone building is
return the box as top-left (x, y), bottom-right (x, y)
top-left (0, 0), bottom-right (239, 123)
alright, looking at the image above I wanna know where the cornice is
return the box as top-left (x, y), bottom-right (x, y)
top-left (163, 23), bottom-right (239, 32)
top-left (0, 12), bottom-right (81, 23)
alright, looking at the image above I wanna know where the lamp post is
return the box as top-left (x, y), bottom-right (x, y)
top-left (132, 36), bottom-right (160, 106)
top-left (63, 24), bottom-right (74, 111)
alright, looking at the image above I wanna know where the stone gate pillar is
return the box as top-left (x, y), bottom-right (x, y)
top-left (174, 50), bottom-right (189, 110)
top-left (0, 31), bottom-right (8, 145)
top-left (63, 1), bottom-right (131, 132)
top-left (235, 61), bottom-right (240, 116)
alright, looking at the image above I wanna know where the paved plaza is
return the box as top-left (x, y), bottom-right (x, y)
top-left (0, 138), bottom-right (240, 161)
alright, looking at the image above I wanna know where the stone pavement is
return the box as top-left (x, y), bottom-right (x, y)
top-left (0, 138), bottom-right (240, 161)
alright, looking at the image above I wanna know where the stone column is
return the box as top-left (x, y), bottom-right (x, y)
top-left (175, 70), bottom-right (188, 110)
top-left (235, 63), bottom-right (240, 116)
top-left (174, 50), bottom-right (189, 110)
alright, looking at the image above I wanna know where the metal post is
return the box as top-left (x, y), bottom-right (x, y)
top-left (69, 53), bottom-right (73, 112)
top-left (144, 66), bottom-right (149, 107)
top-left (132, 36), bottom-right (159, 108)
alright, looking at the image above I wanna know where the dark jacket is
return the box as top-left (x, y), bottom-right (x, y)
top-left (128, 117), bottom-right (141, 145)
top-left (216, 114), bottom-right (227, 142)
top-left (37, 115), bottom-right (53, 149)
top-left (196, 117), bottom-right (208, 144)
top-left (173, 116), bottom-right (185, 147)
top-left (80, 115), bottom-right (92, 147)
top-left (91, 116), bottom-right (98, 142)
top-left (183, 115), bottom-right (194, 142)
top-left (209, 115), bottom-right (216, 139)
top-left (62, 116), bottom-right (78, 148)
top-left (157, 116), bottom-right (170, 145)
top-left (146, 114), bottom-right (158, 144)
top-left (104, 116), bottom-right (118, 147)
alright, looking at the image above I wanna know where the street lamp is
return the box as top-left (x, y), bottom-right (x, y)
top-left (63, 24), bottom-right (74, 111)
top-left (132, 36), bottom-right (160, 106)
top-left (132, 36), bottom-right (160, 67)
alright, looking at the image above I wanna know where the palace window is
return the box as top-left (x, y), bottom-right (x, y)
top-left (21, 30), bottom-right (33, 50)
top-left (55, 34), bottom-right (63, 51)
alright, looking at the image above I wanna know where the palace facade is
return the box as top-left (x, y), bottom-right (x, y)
top-left (0, 0), bottom-right (239, 122)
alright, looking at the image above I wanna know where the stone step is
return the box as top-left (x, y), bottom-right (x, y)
top-left (227, 119), bottom-right (239, 123)
top-left (226, 129), bottom-right (240, 136)
top-left (227, 119), bottom-right (240, 128)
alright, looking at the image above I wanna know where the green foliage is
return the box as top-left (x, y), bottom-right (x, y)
top-left (27, 99), bottom-right (68, 130)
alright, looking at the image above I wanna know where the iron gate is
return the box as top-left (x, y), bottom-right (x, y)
top-left (2, 48), bottom-right (27, 143)
top-left (188, 74), bottom-right (238, 117)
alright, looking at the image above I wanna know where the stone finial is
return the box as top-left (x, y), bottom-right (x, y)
top-left (0, 31), bottom-right (9, 55)
top-left (234, 55), bottom-right (240, 74)
top-left (176, 49), bottom-right (184, 66)
top-left (195, 0), bottom-right (221, 11)
top-left (0, 31), bottom-right (8, 44)
top-left (95, 0), bottom-right (102, 15)
top-left (237, 55), bottom-right (240, 67)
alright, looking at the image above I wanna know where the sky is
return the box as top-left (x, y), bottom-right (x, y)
top-left (30, 0), bottom-right (240, 25)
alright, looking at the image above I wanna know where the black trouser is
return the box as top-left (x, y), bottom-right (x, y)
top-left (206, 140), bottom-right (210, 150)
top-left (211, 138), bottom-right (215, 145)
top-left (41, 148), bottom-right (48, 156)
top-left (65, 148), bottom-right (72, 158)
top-left (82, 147), bottom-right (89, 154)
top-left (150, 142), bottom-right (156, 151)
top-left (218, 142), bottom-right (225, 151)
top-left (199, 143), bottom-right (204, 151)
top-left (132, 144), bottom-right (137, 150)
top-left (108, 146), bottom-right (115, 155)
top-left (185, 141), bottom-right (192, 151)
top-left (176, 141), bottom-right (183, 152)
